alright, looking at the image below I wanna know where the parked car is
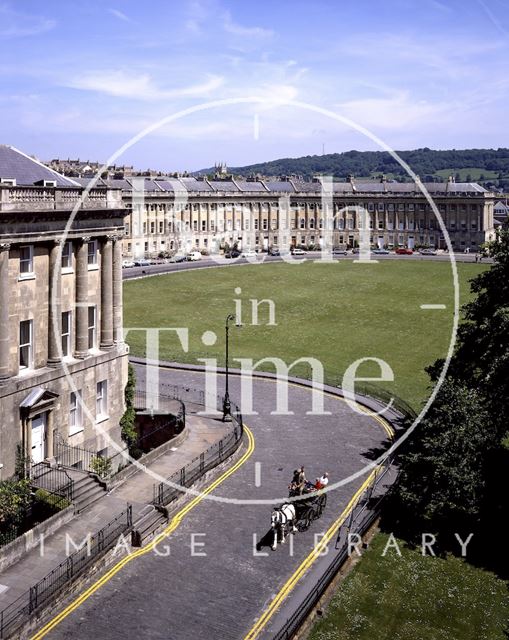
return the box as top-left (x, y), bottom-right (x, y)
top-left (372, 248), bottom-right (390, 255)
top-left (395, 248), bottom-right (413, 255)
top-left (332, 247), bottom-right (348, 255)
top-left (291, 248), bottom-right (306, 255)
top-left (169, 254), bottom-right (187, 263)
top-left (267, 248), bottom-right (280, 256)
top-left (122, 259), bottom-right (135, 268)
top-left (225, 249), bottom-right (241, 258)
top-left (134, 258), bottom-right (151, 267)
top-left (244, 249), bottom-right (258, 257)
top-left (187, 251), bottom-right (202, 261)
top-left (419, 248), bottom-right (437, 255)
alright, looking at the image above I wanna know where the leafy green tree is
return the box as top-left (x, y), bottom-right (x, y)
top-left (0, 478), bottom-right (31, 534)
top-left (120, 364), bottom-right (137, 452)
top-left (388, 230), bottom-right (509, 565)
top-left (394, 381), bottom-right (495, 533)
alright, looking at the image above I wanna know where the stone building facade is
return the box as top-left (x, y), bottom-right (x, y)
top-left (0, 146), bottom-right (128, 480)
top-left (95, 176), bottom-right (495, 258)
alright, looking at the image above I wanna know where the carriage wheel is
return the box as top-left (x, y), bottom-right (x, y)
top-left (316, 494), bottom-right (327, 517)
top-left (298, 509), bottom-right (313, 531)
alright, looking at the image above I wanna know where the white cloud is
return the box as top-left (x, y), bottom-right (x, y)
top-left (336, 32), bottom-right (504, 78)
top-left (108, 8), bottom-right (132, 23)
top-left (65, 71), bottom-right (224, 101)
top-left (337, 91), bottom-right (450, 131)
top-left (222, 11), bottom-right (273, 38)
top-left (0, 4), bottom-right (55, 37)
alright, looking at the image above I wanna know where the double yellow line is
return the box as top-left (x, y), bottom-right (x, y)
top-left (31, 377), bottom-right (393, 640)
top-left (243, 465), bottom-right (380, 640)
top-left (31, 426), bottom-right (256, 640)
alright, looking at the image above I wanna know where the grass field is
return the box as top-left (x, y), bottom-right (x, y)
top-left (123, 260), bottom-right (485, 410)
top-left (309, 533), bottom-right (509, 640)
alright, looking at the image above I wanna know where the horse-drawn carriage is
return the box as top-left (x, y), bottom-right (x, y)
top-left (270, 484), bottom-right (328, 550)
top-left (293, 489), bottom-right (327, 532)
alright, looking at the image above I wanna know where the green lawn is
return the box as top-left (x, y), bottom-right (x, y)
top-left (123, 260), bottom-right (485, 410)
top-left (309, 533), bottom-right (509, 640)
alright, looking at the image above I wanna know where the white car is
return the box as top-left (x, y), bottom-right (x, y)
top-left (187, 251), bottom-right (202, 261)
top-left (122, 259), bottom-right (135, 268)
top-left (134, 258), bottom-right (151, 267)
top-left (292, 248), bottom-right (306, 255)
top-left (244, 249), bottom-right (257, 258)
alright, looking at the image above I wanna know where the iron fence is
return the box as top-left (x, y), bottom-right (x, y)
top-left (53, 433), bottom-right (98, 475)
top-left (153, 398), bottom-right (244, 508)
top-left (272, 456), bottom-right (395, 640)
top-left (0, 506), bottom-right (132, 640)
top-left (30, 462), bottom-right (74, 505)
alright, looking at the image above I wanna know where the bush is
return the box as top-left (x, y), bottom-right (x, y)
top-left (90, 455), bottom-right (112, 478)
top-left (0, 478), bottom-right (31, 533)
top-left (33, 488), bottom-right (70, 511)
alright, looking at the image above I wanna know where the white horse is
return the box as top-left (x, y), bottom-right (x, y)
top-left (271, 503), bottom-right (297, 550)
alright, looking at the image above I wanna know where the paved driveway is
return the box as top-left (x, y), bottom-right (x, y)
top-left (39, 367), bottom-right (394, 640)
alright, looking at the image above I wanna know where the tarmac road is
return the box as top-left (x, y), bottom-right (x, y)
top-left (122, 250), bottom-right (490, 280)
top-left (34, 366), bottom-right (396, 640)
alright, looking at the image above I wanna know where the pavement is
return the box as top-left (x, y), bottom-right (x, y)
top-left (0, 403), bottom-right (229, 615)
top-left (31, 364), bottom-right (401, 640)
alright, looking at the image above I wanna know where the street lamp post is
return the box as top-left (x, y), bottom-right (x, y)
top-left (223, 313), bottom-right (240, 421)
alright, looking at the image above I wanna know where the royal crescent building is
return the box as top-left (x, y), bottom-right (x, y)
top-left (80, 175), bottom-right (496, 258)
top-left (0, 146), bottom-right (128, 480)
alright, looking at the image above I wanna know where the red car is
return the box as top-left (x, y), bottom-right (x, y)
top-left (395, 247), bottom-right (413, 255)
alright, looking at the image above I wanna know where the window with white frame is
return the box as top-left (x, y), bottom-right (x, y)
top-left (96, 380), bottom-right (108, 420)
top-left (69, 390), bottom-right (83, 435)
top-left (19, 245), bottom-right (34, 275)
top-left (61, 311), bottom-right (72, 357)
top-left (88, 306), bottom-right (96, 349)
top-left (19, 320), bottom-right (33, 369)
top-left (61, 242), bottom-right (72, 270)
top-left (87, 240), bottom-right (97, 266)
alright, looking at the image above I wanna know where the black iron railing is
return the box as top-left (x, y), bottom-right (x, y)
top-left (53, 433), bottom-right (98, 475)
top-left (0, 506), bottom-right (132, 640)
top-left (30, 462), bottom-right (74, 505)
top-left (152, 396), bottom-right (244, 508)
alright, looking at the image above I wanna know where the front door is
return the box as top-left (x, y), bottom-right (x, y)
top-left (31, 414), bottom-right (46, 463)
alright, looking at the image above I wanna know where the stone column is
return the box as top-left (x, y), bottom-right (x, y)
top-left (48, 240), bottom-right (62, 366)
top-left (100, 237), bottom-right (114, 349)
top-left (74, 237), bottom-right (89, 358)
top-left (112, 236), bottom-right (123, 344)
top-left (0, 243), bottom-right (11, 383)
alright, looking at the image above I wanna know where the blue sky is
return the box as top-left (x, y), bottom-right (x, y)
top-left (0, 0), bottom-right (508, 171)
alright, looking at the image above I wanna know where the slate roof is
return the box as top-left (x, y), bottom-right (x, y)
top-left (0, 145), bottom-right (80, 187)
top-left (264, 181), bottom-right (295, 192)
top-left (235, 180), bottom-right (268, 192)
top-left (207, 180), bottom-right (240, 192)
top-left (178, 177), bottom-right (213, 192)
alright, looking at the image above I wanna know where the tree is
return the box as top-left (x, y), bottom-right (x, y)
top-left (0, 478), bottom-right (31, 535)
top-left (120, 364), bottom-right (137, 453)
top-left (388, 230), bottom-right (509, 564)
top-left (393, 381), bottom-right (495, 535)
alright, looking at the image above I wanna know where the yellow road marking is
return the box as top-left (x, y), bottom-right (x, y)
top-left (30, 426), bottom-right (256, 640)
top-left (244, 465), bottom-right (381, 640)
top-left (33, 367), bottom-right (393, 640)
top-left (158, 363), bottom-right (395, 440)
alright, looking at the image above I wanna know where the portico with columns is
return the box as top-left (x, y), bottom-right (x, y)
top-left (0, 177), bottom-right (128, 481)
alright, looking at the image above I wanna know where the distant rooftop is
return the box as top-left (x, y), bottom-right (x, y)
top-left (0, 145), bottom-right (80, 187)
